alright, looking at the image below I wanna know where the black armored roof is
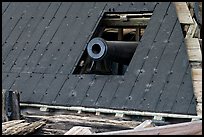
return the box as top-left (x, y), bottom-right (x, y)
top-left (2, 2), bottom-right (197, 115)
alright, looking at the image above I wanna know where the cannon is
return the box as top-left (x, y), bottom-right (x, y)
top-left (87, 37), bottom-right (138, 65)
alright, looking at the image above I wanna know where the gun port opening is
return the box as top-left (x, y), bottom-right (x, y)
top-left (73, 12), bottom-right (152, 75)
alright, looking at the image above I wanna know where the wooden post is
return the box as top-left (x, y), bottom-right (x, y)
top-left (2, 89), bottom-right (8, 122)
top-left (2, 89), bottom-right (21, 122)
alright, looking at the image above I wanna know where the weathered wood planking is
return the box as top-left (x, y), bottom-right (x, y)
top-left (174, 2), bottom-right (194, 24)
top-left (2, 2), bottom-right (196, 115)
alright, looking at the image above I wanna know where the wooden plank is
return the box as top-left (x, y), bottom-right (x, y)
top-left (39, 74), bottom-right (67, 104)
top-left (64, 126), bottom-right (93, 135)
top-left (95, 120), bottom-right (202, 135)
top-left (54, 75), bottom-right (79, 105)
top-left (185, 38), bottom-right (201, 49)
top-left (192, 81), bottom-right (202, 103)
top-left (124, 4), bottom-right (182, 111)
top-left (2, 89), bottom-right (8, 122)
top-left (44, 3), bottom-right (95, 74)
top-left (2, 73), bottom-right (18, 90)
top-left (192, 68), bottom-right (202, 81)
top-left (23, 114), bottom-right (141, 129)
top-left (187, 49), bottom-right (202, 62)
top-left (154, 42), bottom-right (190, 113)
top-left (81, 76), bottom-right (108, 107)
top-left (67, 75), bottom-right (95, 106)
top-left (59, 2), bottom-right (107, 75)
top-left (27, 74), bottom-right (55, 103)
top-left (2, 3), bottom-right (39, 62)
top-left (22, 3), bottom-right (64, 73)
top-left (10, 3), bottom-right (59, 73)
top-left (95, 76), bottom-right (121, 108)
top-left (20, 103), bottom-right (202, 119)
top-left (185, 18), bottom-right (198, 38)
top-left (11, 73), bottom-right (42, 102)
top-left (3, 3), bottom-right (40, 72)
top-left (6, 3), bottom-right (51, 72)
top-left (171, 66), bottom-right (195, 114)
top-left (101, 18), bottom-right (149, 28)
top-left (32, 2), bottom-right (73, 74)
top-left (134, 120), bottom-right (153, 130)
top-left (109, 2), bottom-right (171, 110)
top-left (196, 103), bottom-right (202, 116)
top-left (174, 2), bottom-right (194, 24)
top-left (2, 120), bottom-right (46, 135)
top-left (2, 2), bottom-right (10, 14)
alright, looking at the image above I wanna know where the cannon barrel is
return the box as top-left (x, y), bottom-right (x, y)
top-left (87, 37), bottom-right (138, 65)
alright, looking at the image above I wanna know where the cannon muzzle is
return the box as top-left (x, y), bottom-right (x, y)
top-left (87, 37), bottom-right (138, 65)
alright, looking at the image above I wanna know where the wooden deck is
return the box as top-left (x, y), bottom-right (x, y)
top-left (174, 2), bottom-right (202, 117)
top-left (2, 2), bottom-right (197, 115)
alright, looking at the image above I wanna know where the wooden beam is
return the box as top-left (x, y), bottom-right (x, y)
top-left (192, 68), bottom-right (202, 81)
top-left (174, 2), bottom-right (194, 24)
top-left (2, 90), bottom-right (21, 122)
top-left (185, 38), bottom-right (202, 62)
top-left (186, 18), bottom-right (198, 38)
top-left (22, 114), bottom-right (141, 129)
top-left (95, 120), bottom-right (202, 135)
top-left (102, 18), bottom-right (149, 28)
top-left (134, 120), bottom-right (153, 130)
top-left (193, 81), bottom-right (202, 103)
top-left (20, 103), bottom-right (202, 120)
top-left (64, 126), bottom-right (93, 135)
top-left (2, 120), bottom-right (45, 135)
